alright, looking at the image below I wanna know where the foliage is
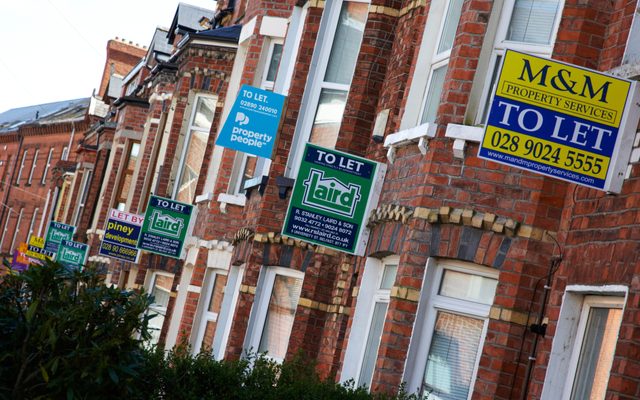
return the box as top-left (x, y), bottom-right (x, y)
top-left (0, 261), bottom-right (152, 399)
top-left (133, 346), bottom-right (420, 400)
top-left (0, 260), bottom-right (419, 399)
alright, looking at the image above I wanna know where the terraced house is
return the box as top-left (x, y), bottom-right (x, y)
top-left (3, 0), bottom-right (640, 398)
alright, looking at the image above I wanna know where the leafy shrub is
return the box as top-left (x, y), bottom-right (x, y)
top-left (133, 346), bottom-right (419, 400)
top-left (0, 261), bottom-right (152, 399)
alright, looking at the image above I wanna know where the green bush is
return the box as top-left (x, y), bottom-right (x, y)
top-left (133, 346), bottom-right (419, 400)
top-left (0, 260), bottom-right (418, 399)
top-left (0, 261), bottom-right (152, 399)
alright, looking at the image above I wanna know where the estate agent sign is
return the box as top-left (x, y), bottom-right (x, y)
top-left (283, 144), bottom-right (386, 255)
top-left (138, 195), bottom-right (193, 259)
top-left (215, 84), bottom-right (286, 159)
top-left (479, 50), bottom-right (640, 193)
top-left (26, 235), bottom-right (54, 263)
top-left (99, 209), bottom-right (144, 263)
top-left (57, 240), bottom-right (88, 270)
top-left (45, 221), bottom-right (76, 253)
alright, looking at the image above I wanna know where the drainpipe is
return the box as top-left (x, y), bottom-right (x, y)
top-left (519, 254), bottom-right (563, 400)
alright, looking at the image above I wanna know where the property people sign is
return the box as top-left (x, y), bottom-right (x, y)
top-left (138, 195), bottom-right (193, 259)
top-left (99, 209), bottom-right (144, 263)
top-left (45, 221), bottom-right (76, 253)
top-left (283, 144), bottom-right (385, 255)
top-left (215, 85), bottom-right (286, 158)
top-left (478, 50), bottom-right (639, 193)
top-left (57, 240), bottom-right (88, 270)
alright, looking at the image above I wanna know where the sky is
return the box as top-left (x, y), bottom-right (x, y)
top-left (0, 0), bottom-right (217, 114)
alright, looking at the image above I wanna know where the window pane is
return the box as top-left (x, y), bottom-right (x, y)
top-left (507, 0), bottom-right (561, 45)
top-left (421, 66), bottom-right (448, 124)
top-left (127, 143), bottom-right (140, 170)
top-left (148, 274), bottom-right (174, 345)
top-left (324, 1), bottom-right (368, 85)
top-left (422, 312), bottom-right (484, 400)
top-left (238, 155), bottom-right (257, 194)
top-left (570, 307), bottom-right (623, 400)
top-left (358, 301), bottom-right (388, 387)
top-left (380, 264), bottom-right (398, 290)
top-left (208, 274), bottom-right (227, 312)
top-left (437, 0), bottom-right (464, 54)
top-left (266, 43), bottom-right (284, 82)
top-left (176, 129), bottom-right (209, 203)
top-left (310, 88), bottom-right (348, 148)
top-left (193, 97), bottom-right (216, 129)
top-left (258, 274), bottom-right (303, 360)
top-left (439, 270), bottom-right (497, 305)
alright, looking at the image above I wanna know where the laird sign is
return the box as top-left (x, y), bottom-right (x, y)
top-left (479, 50), bottom-right (640, 193)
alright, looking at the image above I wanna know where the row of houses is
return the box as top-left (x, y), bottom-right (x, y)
top-left (2, 0), bottom-right (640, 398)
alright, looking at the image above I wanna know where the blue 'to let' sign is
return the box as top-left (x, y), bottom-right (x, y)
top-left (215, 85), bottom-right (286, 159)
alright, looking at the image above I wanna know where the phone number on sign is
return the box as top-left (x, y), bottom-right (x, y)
top-left (483, 127), bottom-right (609, 179)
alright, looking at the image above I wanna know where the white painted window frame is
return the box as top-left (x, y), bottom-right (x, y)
top-left (72, 169), bottom-right (93, 227)
top-left (473, 0), bottom-right (564, 124)
top-left (260, 38), bottom-right (285, 91)
top-left (622, 5), bottom-right (640, 64)
top-left (213, 264), bottom-right (245, 360)
top-left (27, 207), bottom-right (39, 242)
top-left (562, 296), bottom-right (624, 400)
top-left (146, 270), bottom-right (175, 345)
top-left (0, 209), bottom-right (11, 250)
top-left (403, 258), bottom-right (498, 397)
top-left (193, 268), bottom-right (229, 354)
top-left (10, 207), bottom-right (24, 251)
top-left (172, 92), bottom-right (218, 201)
top-left (61, 146), bottom-right (69, 161)
top-left (27, 149), bottom-right (39, 185)
top-left (541, 285), bottom-right (627, 400)
top-left (416, 0), bottom-right (462, 125)
top-left (42, 147), bottom-right (54, 185)
top-left (245, 266), bottom-right (304, 363)
top-left (285, 0), bottom-right (370, 177)
top-left (342, 255), bottom-right (399, 388)
top-left (16, 150), bottom-right (27, 185)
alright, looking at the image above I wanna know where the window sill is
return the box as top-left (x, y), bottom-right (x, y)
top-left (383, 123), bottom-right (436, 163)
top-left (217, 193), bottom-right (246, 213)
top-left (195, 192), bottom-right (215, 204)
top-left (243, 175), bottom-right (269, 199)
top-left (444, 123), bottom-right (484, 159)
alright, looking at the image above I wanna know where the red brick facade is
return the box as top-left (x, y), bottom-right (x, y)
top-left (3, 0), bottom-right (640, 398)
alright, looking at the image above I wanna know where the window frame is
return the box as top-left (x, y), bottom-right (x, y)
top-left (172, 92), bottom-right (218, 203)
top-left (417, 0), bottom-right (464, 125)
top-left (260, 39), bottom-right (285, 91)
top-left (27, 207), bottom-right (39, 243)
top-left (246, 266), bottom-right (304, 363)
top-left (10, 207), bottom-right (24, 251)
top-left (15, 150), bottom-right (28, 185)
top-left (212, 264), bottom-right (245, 360)
top-left (562, 295), bottom-right (624, 400)
top-left (351, 256), bottom-right (398, 388)
top-left (41, 147), bottom-right (54, 185)
top-left (146, 270), bottom-right (175, 346)
top-left (474, 0), bottom-right (564, 124)
top-left (193, 268), bottom-right (229, 354)
top-left (27, 148), bottom-right (39, 185)
top-left (113, 140), bottom-right (140, 211)
top-left (285, 0), bottom-right (370, 177)
top-left (403, 259), bottom-right (498, 398)
top-left (73, 169), bottom-right (93, 226)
